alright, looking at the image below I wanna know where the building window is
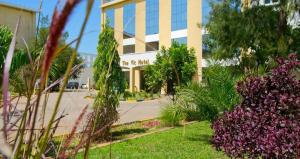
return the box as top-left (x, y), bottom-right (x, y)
top-left (106, 8), bottom-right (114, 28)
top-left (172, 37), bottom-right (187, 45)
top-left (264, 0), bottom-right (278, 4)
top-left (171, 0), bottom-right (187, 31)
top-left (146, 0), bottom-right (159, 35)
top-left (202, 34), bottom-right (211, 59)
top-left (123, 71), bottom-right (130, 89)
top-left (123, 45), bottom-right (135, 54)
top-left (123, 3), bottom-right (136, 39)
top-left (146, 41), bottom-right (159, 51)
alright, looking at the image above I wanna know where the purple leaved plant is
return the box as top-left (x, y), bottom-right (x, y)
top-left (212, 54), bottom-right (300, 159)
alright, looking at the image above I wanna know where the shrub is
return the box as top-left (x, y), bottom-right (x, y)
top-left (212, 54), bottom-right (300, 158)
top-left (92, 23), bottom-right (125, 140)
top-left (160, 104), bottom-right (184, 126)
top-left (172, 65), bottom-right (240, 121)
top-left (144, 42), bottom-right (197, 94)
top-left (176, 83), bottom-right (218, 121)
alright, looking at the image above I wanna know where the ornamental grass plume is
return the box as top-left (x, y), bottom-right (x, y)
top-left (0, 18), bottom-right (20, 158)
top-left (42, 0), bottom-right (81, 79)
top-left (58, 105), bottom-right (89, 159)
top-left (0, 0), bottom-right (96, 158)
top-left (28, 1), bottom-right (82, 157)
top-left (212, 54), bottom-right (300, 159)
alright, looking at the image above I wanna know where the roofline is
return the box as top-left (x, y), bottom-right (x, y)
top-left (0, 2), bottom-right (37, 13)
top-left (101, 0), bottom-right (128, 9)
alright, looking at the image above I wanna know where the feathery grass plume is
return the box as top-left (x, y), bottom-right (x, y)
top-left (27, 0), bottom-right (82, 157)
top-left (2, 18), bottom-right (20, 144)
top-left (42, 0), bottom-right (80, 79)
top-left (59, 105), bottom-right (88, 158)
top-left (36, 0), bottom-right (94, 158)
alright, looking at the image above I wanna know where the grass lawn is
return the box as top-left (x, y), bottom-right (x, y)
top-left (77, 121), bottom-right (227, 159)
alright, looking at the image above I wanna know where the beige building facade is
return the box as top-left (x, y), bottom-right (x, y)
top-left (0, 2), bottom-right (36, 47)
top-left (101, 0), bottom-right (202, 92)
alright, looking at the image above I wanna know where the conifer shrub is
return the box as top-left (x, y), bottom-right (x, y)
top-left (212, 54), bottom-right (300, 158)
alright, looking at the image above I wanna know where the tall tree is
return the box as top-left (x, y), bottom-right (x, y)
top-left (92, 24), bottom-right (125, 139)
top-left (206, 0), bottom-right (300, 74)
top-left (144, 42), bottom-right (197, 94)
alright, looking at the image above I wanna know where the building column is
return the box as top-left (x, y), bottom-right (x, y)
top-left (188, 0), bottom-right (202, 82)
top-left (134, 69), bottom-right (141, 92)
top-left (159, 0), bottom-right (171, 48)
top-left (129, 68), bottom-right (135, 92)
top-left (101, 8), bottom-right (106, 30)
top-left (115, 4), bottom-right (124, 54)
top-left (135, 0), bottom-right (146, 53)
top-left (159, 0), bottom-right (171, 95)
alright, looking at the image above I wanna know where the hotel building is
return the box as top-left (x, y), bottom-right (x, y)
top-left (101, 0), bottom-right (203, 92)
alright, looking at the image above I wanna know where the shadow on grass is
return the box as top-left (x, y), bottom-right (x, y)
top-left (186, 134), bottom-right (212, 144)
top-left (112, 128), bottom-right (148, 140)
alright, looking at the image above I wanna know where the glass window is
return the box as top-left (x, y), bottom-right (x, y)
top-left (264, 0), bottom-right (271, 4)
top-left (172, 37), bottom-right (187, 45)
top-left (264, 0), bottom-right (278, 4)
top-left (171, 0), bottom-right (187, 31)
top-left (123, 71), bottom-right (130, 89)
top-left (146, 42), bottom-right (159, 51)
top-left (123, 3), bottom-right (136, 38)
top-left (123, 45), bottom-right (135, 54)
top-left (146, 0), bottom-right (159, 35)
top-left (202, 34), bottom-right (211, 58)
top-left (106, 8), bottom-right (114, 28)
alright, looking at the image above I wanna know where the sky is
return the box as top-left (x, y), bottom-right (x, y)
top-left (0, 0), bottom-right (211, 54)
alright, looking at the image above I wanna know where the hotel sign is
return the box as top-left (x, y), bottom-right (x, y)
top-left (122, 59), bottom-right (150, 66)
top-left (120, 52), bottom-right (157, 68)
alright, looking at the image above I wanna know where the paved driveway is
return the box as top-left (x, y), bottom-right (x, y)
top-left (0, 90), bottom-right (170, 138)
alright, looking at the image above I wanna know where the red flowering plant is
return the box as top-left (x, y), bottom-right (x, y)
top-left (212, 54), bottom-right (300, 158)
top-left (143, 120), bottom-right (161, 129)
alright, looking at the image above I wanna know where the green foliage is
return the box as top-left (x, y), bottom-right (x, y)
top-left (144, 65), bottom-right (163, 93)
top-left (9, 50), bottom-right (32, 95)
top-left (177, 83), bottom-right (219, 121)
top-left (120, 91), bottom-right (160, 101)
top-left (202, 65), bottom-right (241, 111)
top-left (38, 16), bottom-right (83, 81)
top-left (160, 104), bottom-right (184, 126)
top-left (93, 24), bottom-right (125, 139)
top-left (0, 25), bottom-right (13, 84)
top-left (144, 42), bottom-right (197, 94)
top-left (163, 65), bottom-right (240, 122)
top-left (93, 25), bottom-right (125, 92)
top-left (49, 46), bottom-right (83, 81)
top-left (7, 15), bottom-right (83, 95)
top-left (206, 1), bottom-right (300, 74)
